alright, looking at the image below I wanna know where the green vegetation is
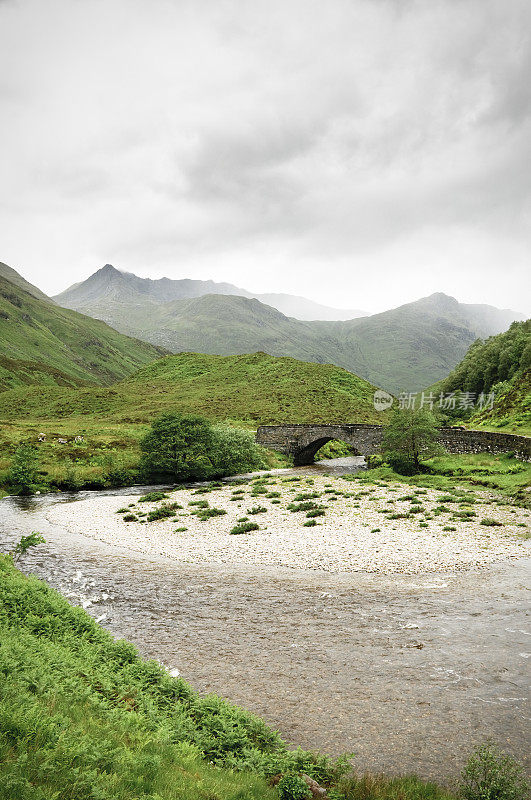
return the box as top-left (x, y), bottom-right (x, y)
top-left (344, 453), bottom-right (531, 507)
top-left (0, 351), bottom-right (385, 494)
top-left (230, 521), bottom-right (260, 535)
top-left (433, 319), bottom-right (531, 435)
top-left (382, 408), bottom-right (441, 474)
top-left (458, 742), bottom-right (528, 800)
top-left (139, 413), bottom-right (265, 482)
top-left (5, 444), bottom-right (40, 494)
top-left (440, 320), bottom-right (530, 399)
top-left (139, 491), bottom-right (168, 502)
top-left (0, 271), bottom-right (165, 392)
top-left (9, 533), bottom-right (45, 563)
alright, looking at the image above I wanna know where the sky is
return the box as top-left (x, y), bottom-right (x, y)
top-left (0, 0), bottom-right (530, 314)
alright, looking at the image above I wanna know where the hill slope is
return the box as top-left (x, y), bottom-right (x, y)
top-left (0, 271), bottom-right (166, 391)
top-left (54, 263), bottom-right (366, 322)
top-left (0, 261), bottom-right (51, 301)
top-left (0, 351), bottom-right (386, 426)
top-left (53, 269), bottom-right (525, 393)
top-left (432, 319), bottom-right (531, 434)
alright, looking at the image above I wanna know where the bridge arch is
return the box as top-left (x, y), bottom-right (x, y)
top-left (256, 424), bottom-right (384, 466)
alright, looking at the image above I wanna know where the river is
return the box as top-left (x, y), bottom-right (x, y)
top-left (1, 457), bottom-right (529, 784)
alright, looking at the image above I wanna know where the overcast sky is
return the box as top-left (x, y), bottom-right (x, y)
top-left (1, 0), bottom-right (529, 313)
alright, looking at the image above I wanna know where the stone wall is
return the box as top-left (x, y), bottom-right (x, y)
top-left (256, 424), bottom-right (531, 465)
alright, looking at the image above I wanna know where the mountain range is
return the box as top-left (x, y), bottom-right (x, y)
top-left (54, 264), bottom-right (367, 321)
top-left (53, 264), bottom-right (525, 394)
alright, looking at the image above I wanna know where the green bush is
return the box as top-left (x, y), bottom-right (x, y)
top-left (195, 507), bottom-right (227, 521)
top-left (277, 774), bottom-right (311, 799)
top-left (122, 513), bottom-right (137, 522)
top-left (139, 491), bottom-right (168, 502)
top-left (287, 501), bottom-right (320, 513)
top-left (248, 505), bottom-right (268, 515)
top-left (139, 414), bottom-right (266, 482)
top-left (480, 518), bottom-right (503, 527)
top-left (306, 509), bottom-right (325, 518)
top-left (6, 445), bottom-right (40, 495)
top-left (146, 503), bottom-right (181, 522)
top-left (230, 522), bottom-right (260, 535)
top-left (458, 742), bottom-right (528, 800)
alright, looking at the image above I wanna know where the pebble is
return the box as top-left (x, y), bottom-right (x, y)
top-left (45, 476), bottom-right (530, 575)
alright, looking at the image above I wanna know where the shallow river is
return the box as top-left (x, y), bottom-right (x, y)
top-left (1, 458), bottom-right (529, 784)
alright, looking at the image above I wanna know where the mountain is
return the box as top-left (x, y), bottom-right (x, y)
top-left (52, 267), bottom-right (525, 394)
top-left (53, 263), bottom-right (367, 322)
top-left (0, 268), bottom-right (166, 391)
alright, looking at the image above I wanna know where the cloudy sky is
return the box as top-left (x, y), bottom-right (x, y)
top-left (1, 0), bottom-right (529, 313)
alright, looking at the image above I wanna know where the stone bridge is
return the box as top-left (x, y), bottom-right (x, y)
top-left (256, 423), bottom-right (531, 465)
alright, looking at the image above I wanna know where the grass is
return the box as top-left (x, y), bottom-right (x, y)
top-left (0, 350), bottom-right (387, 495)
top-left (345, 454), bottom-right (531, 507)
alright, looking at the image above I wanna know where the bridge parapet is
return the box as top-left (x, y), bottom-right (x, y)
top-left (256, 424), bottom-right (531, 465)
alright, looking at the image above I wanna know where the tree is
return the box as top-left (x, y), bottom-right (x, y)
top-left (139, 413), bottom-right (216, 482)
top-left (210, 425), bottom-right (266, 476)
top-left (382, 407), bottom-right (441, 474)
top-left (6, 445), bottom-right (40, 494)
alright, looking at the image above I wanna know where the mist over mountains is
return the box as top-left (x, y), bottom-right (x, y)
top-left (54, 264), bottom-right (367, 322)
top-left (53, 264), bottom-right (525, 394)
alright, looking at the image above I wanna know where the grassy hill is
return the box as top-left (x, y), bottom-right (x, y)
top-left (0, 271), bottom-right (166, 391)
top-left (0, 352), bottom-right (387, 491)
top-left (432, 320), bottom-right (531, 435)
top-left (52, 265), bottom-right (525, 393)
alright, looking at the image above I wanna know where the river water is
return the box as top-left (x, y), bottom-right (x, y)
top-left (1, 458), bottom-right (529, 784)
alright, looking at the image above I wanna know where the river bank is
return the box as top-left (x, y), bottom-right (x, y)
top-left (43, 471), bottom-right (529, 574)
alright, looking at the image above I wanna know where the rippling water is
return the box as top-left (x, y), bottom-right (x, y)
top-left (1, 459), bottom-right (529, 782)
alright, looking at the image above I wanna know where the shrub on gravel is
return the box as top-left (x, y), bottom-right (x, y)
top-left (122, 513), bottom-right (137, 522)
top-left (195, 507), bottom-right (227, 521)
top-left (480, 518), bottom-right (504, 526)
top-left (230, 521), bottom-right (260, 535)
top-left (303, 520), bottom-right (318, 527)
top-left (287, 501), bottom-right (320, 513)
top-left (139, 491), bottom-right (168, 502)
top-left (147, 503), bottom-right (180, 521)
top-left (306, 509), bottom-right (325, 518)
top-left (248, 506), bottom-right (268, 515)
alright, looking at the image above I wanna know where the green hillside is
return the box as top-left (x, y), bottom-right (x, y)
top-left (0, 352), bottom-right (386, 491)
top-left (0, 351), bottom-right (384, 425)
top-left (0, 273), bottom-right (166, 391)
top-left (434, 320), bottom-right (531, 434)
